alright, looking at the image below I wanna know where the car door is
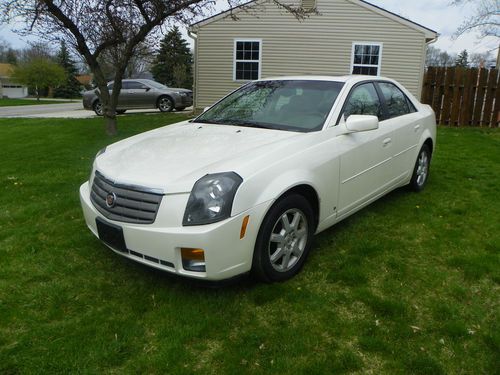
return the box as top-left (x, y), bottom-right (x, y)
top-left (336, 82), bottom-right (396, 218)
top-left (376, 82), bottom-right (423, 181)
top-left (124, 81), bottom-right (150, 108)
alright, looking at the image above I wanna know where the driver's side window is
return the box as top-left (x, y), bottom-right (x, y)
top-left (343, 83), bottom-right (382, 120)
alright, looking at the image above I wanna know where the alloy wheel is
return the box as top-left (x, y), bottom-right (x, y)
top-left (268, 208), bottom-right (309, 272)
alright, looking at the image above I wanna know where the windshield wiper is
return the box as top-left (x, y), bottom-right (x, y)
top-left (193, 119), bottom-right (226, 125)
top-left (224, 119), bottom-right (276, 130)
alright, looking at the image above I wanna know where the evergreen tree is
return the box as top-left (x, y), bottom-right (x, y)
top-left (455, 49), bottom-right (470, 68)
top-left (54, 41), bottom-right (82, 98)
top-left (151, 26), bottom-right (192, 88)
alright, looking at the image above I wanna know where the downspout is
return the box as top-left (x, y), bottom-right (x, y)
top-left (188, 28), bottom-right (198, 111)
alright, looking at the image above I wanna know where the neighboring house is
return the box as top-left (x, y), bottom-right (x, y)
top-left (188, 0), bottom-right (438, 110)
top-left (0, 63), bottom-right (28, 98)
top-left (76, 74), bottom-right (93, 89)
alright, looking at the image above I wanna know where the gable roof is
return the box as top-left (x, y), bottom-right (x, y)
top-left (190, 0), bottom-right (438, 42)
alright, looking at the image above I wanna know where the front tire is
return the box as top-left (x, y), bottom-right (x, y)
top-left (158, 96), bottom-right (174, 112)
top-left (252, 194), bottom-right (314, 282)
top-left (93, 101), bottom-right (104, 116)
top-left (410, 144), bottom-right (431, 192)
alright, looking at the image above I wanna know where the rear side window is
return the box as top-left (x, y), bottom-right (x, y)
top-left (126, 81), bottom-right (147, 89)
top-left (378, 82), bottom-right (413, 119)
top-left (343, 83), bottom-right (382, 120)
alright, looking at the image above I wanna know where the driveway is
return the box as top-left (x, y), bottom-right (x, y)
top-left (0, 102), bottom-right (192, 118)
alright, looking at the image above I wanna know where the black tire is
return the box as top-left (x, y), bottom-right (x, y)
top-left (175, 106), bottom-right (186, 111)
top-left (252, 194), bottom-right (315, 282)
top-left (158, 96), bottom-right (174, 112)
top-left (409, 144), bottom-right (431, 192)
top-left (116, 110), bottom-right (127, 114)
top-left (93, 101), bottom-right (104, 116)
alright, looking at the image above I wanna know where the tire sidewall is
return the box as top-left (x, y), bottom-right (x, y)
top-left (253, 194), bottom-right (315, 282)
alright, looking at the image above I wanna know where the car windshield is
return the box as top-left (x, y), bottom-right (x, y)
top-left (195, 80), bottom-right (344, 132)
top-left (146, 80), bottom-right (169, 90)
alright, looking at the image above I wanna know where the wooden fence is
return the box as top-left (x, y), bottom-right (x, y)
top-left (422, 66), bottom-right (499, 127)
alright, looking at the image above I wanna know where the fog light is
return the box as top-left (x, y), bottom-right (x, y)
top-left (181, 248), bottom-right (206, 272)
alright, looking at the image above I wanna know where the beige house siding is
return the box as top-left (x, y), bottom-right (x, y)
top-left (191, 0), bottom-right (435, 109)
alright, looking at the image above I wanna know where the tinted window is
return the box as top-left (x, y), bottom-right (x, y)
top-left (126, 81), bottom-right (147, 90)
top-left (343, 83), bottom-right (382, 119)
top-left (378, 82), bottom-right (410, 118)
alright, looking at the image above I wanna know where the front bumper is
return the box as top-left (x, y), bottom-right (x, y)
top-left (79, 182), bottom-right (271, 281)
top-left (174, 94), bottom-right (193, 108)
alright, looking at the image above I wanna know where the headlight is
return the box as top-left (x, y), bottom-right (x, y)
top-left (175, 91), bottom-right (187, 97)
top-left (183, 172), bottom-right (243, 226)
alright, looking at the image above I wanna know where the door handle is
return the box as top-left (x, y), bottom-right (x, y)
top-left (382, 138), bottom-right (392, 146)
top-left (414, 124), bottom-right (421, 132)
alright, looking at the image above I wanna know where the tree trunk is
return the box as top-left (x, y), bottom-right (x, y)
top-left (104, 111), bottom-right (117, 136)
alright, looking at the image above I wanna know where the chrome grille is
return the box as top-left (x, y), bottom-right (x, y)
top-left (90, 171), bottom-right (163, 224)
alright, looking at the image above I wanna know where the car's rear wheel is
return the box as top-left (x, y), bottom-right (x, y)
top-left (410, 144), bottom-right (431, 192)
top-left (158, 96), bottom-right (174, 112)
top-left (252, 194), bottom-right (314, 282)
top-left (93, 101), bottom-right (104, 116)
top-left (175, 106), bottom-right (186, 111)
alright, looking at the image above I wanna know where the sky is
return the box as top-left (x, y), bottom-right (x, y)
top-left (0, 0), bottom-right (497, 57)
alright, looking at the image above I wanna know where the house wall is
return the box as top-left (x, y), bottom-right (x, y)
top-left (192, 0), bottom-right (429, 109)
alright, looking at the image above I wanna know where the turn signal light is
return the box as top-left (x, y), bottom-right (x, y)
top-left (240, 215), bottom-right (250, 239)
top-left (181, 248), bottom-right (206, 272)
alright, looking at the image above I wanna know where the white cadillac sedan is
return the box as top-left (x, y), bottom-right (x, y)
top-left (80, 76), bottom-right (436, 283)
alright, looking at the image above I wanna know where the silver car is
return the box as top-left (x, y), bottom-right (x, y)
top-left (82, 79), bottom-right (193, 115)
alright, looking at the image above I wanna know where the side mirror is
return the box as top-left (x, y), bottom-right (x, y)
top-left (144, 87), bottom-right (150, 92)
top-left (345, 115), bottom-right (379, 132)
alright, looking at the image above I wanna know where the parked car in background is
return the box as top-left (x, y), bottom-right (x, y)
top-left (80, 75), bottom-right (436, 283)
top-left (82, 79), bottom-right (193, 115)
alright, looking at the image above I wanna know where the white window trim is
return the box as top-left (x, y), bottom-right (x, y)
top-left (350, 42), bottom-right (383, 76)
top-left (233, 38), bottom-right (262, 82)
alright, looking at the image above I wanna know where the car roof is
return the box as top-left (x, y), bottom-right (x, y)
top-left (256, 75), bottom-right (395, 84)
top-left (108, 79), bottom-right (159, 84)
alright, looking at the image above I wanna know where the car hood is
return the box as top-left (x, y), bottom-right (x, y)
top-left (94, 121), bottom-right (300, 193)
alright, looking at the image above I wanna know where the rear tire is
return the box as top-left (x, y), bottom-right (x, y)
top-left (93, 101), bottom-right (104, 116)
top-left (252, 194), bottom-right (314, 282)
top-left (409, 144), bottom-right (431, 192)
top-left (158, 96), bottom-right (174, 112)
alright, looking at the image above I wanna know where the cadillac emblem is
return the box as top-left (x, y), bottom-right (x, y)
top-left (106, 192), bottom-right (117, 208)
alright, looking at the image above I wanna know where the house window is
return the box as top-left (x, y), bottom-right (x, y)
top-left (351, 43), bottom-right (382, 76)
top-left (234, 39), bottom-right (261, 81)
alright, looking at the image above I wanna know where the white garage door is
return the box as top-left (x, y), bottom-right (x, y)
top-left (3, 86), bottom-right (28, 98)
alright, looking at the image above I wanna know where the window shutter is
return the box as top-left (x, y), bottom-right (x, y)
top-left (302, 0), bottom-right (316, 10)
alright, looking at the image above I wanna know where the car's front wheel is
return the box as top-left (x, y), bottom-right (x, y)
top-left (158, 96), bottom-right (174, 112)
top-left (93, 101), bottom-right (104, 116)
top-left (410, 144), bottom-right (431, 192)
top-left (252, 194), bottom-right (314, 282)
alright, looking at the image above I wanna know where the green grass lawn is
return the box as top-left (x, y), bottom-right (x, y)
top-left (0, 98), bottom-right (73, 107)
top-left (0, 115), bottom-right (498, 374)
